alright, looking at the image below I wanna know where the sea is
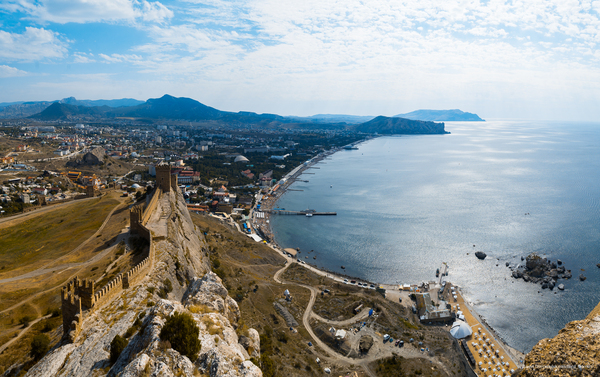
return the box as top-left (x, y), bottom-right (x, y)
top-left (269, 120), bottom-right (600, 353)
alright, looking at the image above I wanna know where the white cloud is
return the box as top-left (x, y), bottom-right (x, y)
top-left (4, 0), bottom-right (173, 24)
top-left (99, 53), bottom-right (143, 63)
top-left (3, 0), bottom-right (600, 118)
top-left (0, 27), bottom-right (67, 61)
top-left (0, 65), bottom-right (27, 77)
top-left (73, 52), bottom-right (95, 63)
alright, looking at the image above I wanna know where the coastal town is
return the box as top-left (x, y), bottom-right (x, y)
top-left (0, 119), bottom-right (530, 376)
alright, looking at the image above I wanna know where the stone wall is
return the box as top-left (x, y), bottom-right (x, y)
top-left (61, 282), bottom-right (83, 341)
top-left (61, 188), bottom-right (161, 339)
top-left (155, 164), bottom-right (171, 193)
top-left (142, 187), bottom-right (161, 225)
top-left (130, 187), bottom-right (162, 241)
top-left (170, 173), bottom-right (178, 191)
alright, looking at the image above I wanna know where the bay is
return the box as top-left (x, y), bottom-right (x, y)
top-left (269, 120), bottom-right (600, 352)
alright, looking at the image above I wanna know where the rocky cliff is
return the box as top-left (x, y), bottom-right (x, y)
top-left (517, 302), bottom-right (600, 377)
top-left (24, 190), bottom-right (262, 377)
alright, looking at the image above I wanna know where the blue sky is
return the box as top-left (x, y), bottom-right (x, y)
top-left (1, 0), bottom-right (600, 120)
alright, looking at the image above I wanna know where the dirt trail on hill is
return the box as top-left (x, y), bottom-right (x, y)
top-left (0, 198), bottom-right (127, 284)
top-left (272, 260), bottom-right (450, 377)
top-left (0, 196), bottom-right (97, 229)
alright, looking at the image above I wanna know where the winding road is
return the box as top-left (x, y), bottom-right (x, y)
top-left (273, 260), bottom-right (450, 377)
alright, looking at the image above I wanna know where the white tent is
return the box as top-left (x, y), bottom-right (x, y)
top-left (335, 329), bottom-right (347, 340)
top-left (450, 320), bottom-right (473, 339)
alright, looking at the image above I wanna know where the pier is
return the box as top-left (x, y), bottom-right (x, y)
top-left (269, 209), bottom-right (336, 216)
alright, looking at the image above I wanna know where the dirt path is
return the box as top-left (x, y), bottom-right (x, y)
top-left (0, 314), bottom-right (52, 354)
top-left (0, 196), bottom-right (98, 229)
top-left (272, 260), bottom-right (449, 377)
top-left (0, 198), bottom-right (128, 316)
top-left (0, 198), bottom-right (126, 284)
top-left (310, 309), bottom-right (371, 327)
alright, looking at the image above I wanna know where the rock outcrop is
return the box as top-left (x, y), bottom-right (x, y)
top-left (66, 147), bottom-right (105, 166)
top-left (24, 189), bottom-right (262, 377)
top-left (509, 253), bottom-right (571, 289)
top-left (517, 302), bottom-right (600, 377)
top-left (475, 251), bottom-right (487, 260)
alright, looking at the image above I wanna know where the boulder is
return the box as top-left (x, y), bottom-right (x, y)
top-left (579, 274), bottom-right (586, 281)
top-left (558, 284), bottom-right (565, 290)
top-left (512, 270), bottom-right (523, 279)
top-left (475, 251), bottom-right (487, 260)
top-left (183, 272), bottom-right (240, 325)
top-left (526, 254), bottom-right (546, 270)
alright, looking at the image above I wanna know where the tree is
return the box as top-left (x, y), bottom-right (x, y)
top-left (30, 334), bottom-right (50, 361)
top-left (110, 334), bottom-right (129, 364)
top-left (159, 312), bottom-right (201, 360)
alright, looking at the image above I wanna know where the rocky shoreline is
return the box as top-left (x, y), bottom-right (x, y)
top-left (508, 253), bottom-right (573, 290)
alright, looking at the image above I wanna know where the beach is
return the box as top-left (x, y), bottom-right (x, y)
top-left (244, 142), bottom-right (528, 374)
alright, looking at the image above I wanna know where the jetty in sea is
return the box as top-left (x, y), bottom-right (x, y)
top-left (268, 209), bottom-right (336, 216)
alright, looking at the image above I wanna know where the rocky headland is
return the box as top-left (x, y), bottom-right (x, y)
top-left (516, 301), bottom-right (600, 377)
top-left (509, 253), bottom-right (572, 290)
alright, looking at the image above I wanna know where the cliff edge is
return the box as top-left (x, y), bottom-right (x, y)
top-left (516, 301), bottom-right (600, 377)
top-left (24, 188), bottom-right (262, 377)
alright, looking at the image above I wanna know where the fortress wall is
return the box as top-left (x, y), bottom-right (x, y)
top-left (61, 285), bottom-right (82, 340)
top-left (63, 187), bottom-right (161, 339)
top-left (141, 187), bottom-right (162, 225)
top-left (93, 274), bottom-right (124, 309)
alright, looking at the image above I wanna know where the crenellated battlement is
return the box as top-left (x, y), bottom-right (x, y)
top-left (61, 285), bottom-right (82, 341)
top-left (61, 187), bottom-right (161, 340)
top-left (156, 163), bottom-right (172, 192)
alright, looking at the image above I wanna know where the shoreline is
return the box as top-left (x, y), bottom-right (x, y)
top-left (247, 141), bottom-right (526, 371)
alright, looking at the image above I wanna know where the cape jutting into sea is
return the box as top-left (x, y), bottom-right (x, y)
top-left (269, 120), bottom-right (600, 353)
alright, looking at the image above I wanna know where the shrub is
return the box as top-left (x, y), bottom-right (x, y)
top-left (19, 316), bottom-right (32, 328)
top-left (110, 335), bottom-right (128, 364)
top-left (30, 334), bottom-right (50, 360)
top-left (49, 308), bottom-right (61, 318)
top-left (159, 312), bottom-right (201, 360)
top-left (163, 278), bottom-right (173, 293)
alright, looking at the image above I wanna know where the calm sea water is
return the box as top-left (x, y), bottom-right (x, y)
top-left (269, 120), bottom-right (600, 352)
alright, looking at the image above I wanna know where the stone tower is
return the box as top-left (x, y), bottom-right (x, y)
top-left (155, 163), bottom-right (171, 192)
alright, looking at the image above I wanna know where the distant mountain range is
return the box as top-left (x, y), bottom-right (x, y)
top-left (0, 97), bottom-right (143, 118)
top-left (394, 109), bottom-right (484, 121)
top-left (0, 94), bottom-right (476, 135)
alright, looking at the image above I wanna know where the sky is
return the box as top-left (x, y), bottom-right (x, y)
top-left (1, 0), bottom-right (600, 120)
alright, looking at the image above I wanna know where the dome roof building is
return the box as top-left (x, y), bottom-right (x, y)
top-left (234, 155), bottom-right (249, 163)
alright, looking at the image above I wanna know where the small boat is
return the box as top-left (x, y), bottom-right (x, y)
top-left (306, 213), bottom-right (313, 217)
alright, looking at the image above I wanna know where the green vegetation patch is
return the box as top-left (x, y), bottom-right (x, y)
top-left (159, 311), bottom-right (201, 360)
